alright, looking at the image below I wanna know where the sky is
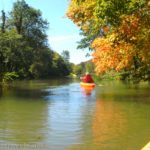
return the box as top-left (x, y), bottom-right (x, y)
top-left (0, 0), bottom-right (91, 64)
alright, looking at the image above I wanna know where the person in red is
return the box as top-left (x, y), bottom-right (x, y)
top-left (80, 72), bottom-right (94, 83)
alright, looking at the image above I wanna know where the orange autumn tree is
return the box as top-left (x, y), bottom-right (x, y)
top-left (92, 37), bottom-right (134, 74)
top-left (67, 0), bottom-right (150, 81)
top-left (92, 10), bottom-right (150, 80)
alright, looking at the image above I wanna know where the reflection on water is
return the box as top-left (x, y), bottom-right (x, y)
top-left (80, 86), bottom-right (95, 96)
top-left (43, 83), bottom-right (96, 149)
top-left (0, 80), bottom-right (150, 150)
top-left (92, 99), bottom-right (126, 149)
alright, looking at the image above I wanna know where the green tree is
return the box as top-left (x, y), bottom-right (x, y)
top-left (8, 0), bottom-right (49, 78)
top-left (44, 51), bottom-right (69, 76)
top-left (0, 29), bottom-right (22, 81)
top-left (0, 0), bottom-right (73, 83)
top-left (61, 50), bottom-right (70, 63)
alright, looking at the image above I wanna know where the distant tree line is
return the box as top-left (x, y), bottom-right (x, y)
top-left (71, 60), bottom-right (95, 76)
top-left (0, 0), bottom-right (71, 83)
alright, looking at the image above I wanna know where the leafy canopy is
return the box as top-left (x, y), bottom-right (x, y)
top-left (67, 0), bottom-right (150, 81)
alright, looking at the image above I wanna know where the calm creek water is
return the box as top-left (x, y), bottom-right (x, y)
top-left (0, 79), bottom-right (150, 150)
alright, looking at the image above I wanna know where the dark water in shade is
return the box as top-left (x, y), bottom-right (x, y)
top-left (0, 79), bottom-right (150, 150)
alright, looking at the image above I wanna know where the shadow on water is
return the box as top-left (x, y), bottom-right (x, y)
top-left (10, 88), bottom-right (50, 100)
top-left (0, 79), bottom-right (76, 100)
top-left (96, 81), bottom-right (150, 104)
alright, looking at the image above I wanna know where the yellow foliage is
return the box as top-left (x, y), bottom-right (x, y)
top-left (66, 0), bottom-right (97, 32)
top-left (67, 0), bottom-right (150, 76)
top-left (92, 37), bottom-right (135, 74)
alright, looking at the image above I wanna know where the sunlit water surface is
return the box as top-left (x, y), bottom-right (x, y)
top-left (0, 79), bottom-right (150, 150)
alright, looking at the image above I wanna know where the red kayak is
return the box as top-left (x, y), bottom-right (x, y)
top-left (80, 82), bottom-right (95, 88)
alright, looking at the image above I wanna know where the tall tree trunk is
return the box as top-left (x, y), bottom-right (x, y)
top-left (15, 13), bottom-right (23, 34)
top-left (1, 10), bottom-right (6, 33)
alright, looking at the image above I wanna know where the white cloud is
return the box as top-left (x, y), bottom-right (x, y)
top-left (48, 34), bottom-right (90, 64)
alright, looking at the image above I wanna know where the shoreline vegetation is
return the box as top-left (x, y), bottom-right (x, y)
top-left (0, 1), bottom-right (71, 84)
top-left (1, 0), bottom-right (150, 85)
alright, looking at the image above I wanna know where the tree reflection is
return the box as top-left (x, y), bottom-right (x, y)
top-left (67, 98), bottom-right (127, 150)
top-left (92, 99), bottom-right (127, 148)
